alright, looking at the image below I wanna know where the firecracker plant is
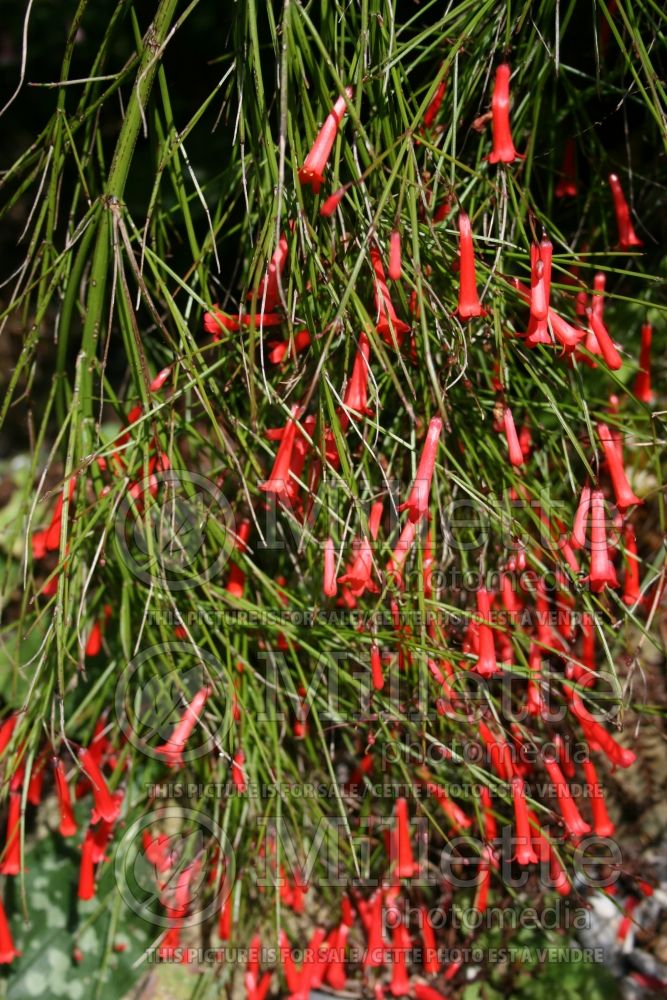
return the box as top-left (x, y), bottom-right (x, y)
top-left (0, 1), bottom-right (666, 997)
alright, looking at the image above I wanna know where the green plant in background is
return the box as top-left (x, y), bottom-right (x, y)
top-left (0, 0), bottom-right (665, 997)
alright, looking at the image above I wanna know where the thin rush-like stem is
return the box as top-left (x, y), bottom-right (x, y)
top-left (76, 0), bottom-right (180, 448)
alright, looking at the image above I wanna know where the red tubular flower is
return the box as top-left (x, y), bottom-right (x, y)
top-left (78, 828), bottom-right (97, 900)
top-left (426, 781), bottom-right (472, 831)
top-left (478, 721), bottom-right (513, 780)
top-left (370, 247), bottom-right (410, 347)
top-left (555, 138), bottom-right (578, 197)
top-left (570, 484), bottom-right (591, 550)
top-left (634, 322), bottom-right (653, 403)
top-left (303, 927), bottom-right (328, 992)
top-left (7, 757), bottom-right (24, 798)
top-left (323, 538), bottom-right (337, 597)
top-left (45, 508), bottom-right (63, 552)
top-left (433, 197), bottom-right (452, 223)
top-left (588, 489), bottom-right (618, 593)
top-left (585, 271), bottom-right (607, 334)
top-left (550, 855), bottom-right (572, 897)
top-left (549, 308), bottom-right (585, 349)
top-left (0, 898), bottom-right (19, 964)
top-left (507, 274), bottom-right (581, 348)
top-left (455, 213), bottom-right (486, 318)
top-left (565, 686), bottom-right (636, 768)
top-left (298, 88), bottom-right (352, 193)
top-left (87, 714), bottom-right (111, 766)
top-left (576, 287), bottom-right (588, 318)
top-left (532, 821), bottom-right (571, 895)
top-left (231, 750), bottom-right (247, 793)
top-left (342, 332), bottom-right (373, 418)
top-left (286, 418), bottom-right (317, 507)
top-left (608, 173), bottom-right (643, 249)
top-left (0, 717), bottom-right (17, 757)
top-left (91, 819), bottom-right (114, 864)
top-left (585, 271), bottom-right (607, 357)
top-left (341, 896), bottom-right (355, 927)
top-left (245, 934), bottom-right (262, 1000)
top-left (399, 417), bottom-right (442, 522)
top-left (370, 644), bottom-right (384, 692)
top-left (488, 64), bottom-right (522, 164)
top-left (617, 897), bottom-right (640, 946)
top-left (249, 971), bottom-right (272, 1000)
top-left (260, 408), bottom-right (300, 499)
top-left (587, 310), bottom-right (622, 370)
top-left (217, 892), bottom-right (232, 941)
top-left (389, 922), bottom-right (411, 997)
top-left (320, 185), bottom-right (347, 216)
top-left (53, 759), bottom-right (77, 837)
top-left (502, 405), bottom-right (524, 466)
top-left (0, 793), bottom-right (22, 875)
top-left (326, 921), bottom-right (349, 990)
top-left (525, 239), bottom-right (552, 346)
top-left (43, 477), bottom-right (76, 551)
top-left (511, 777), bottom-right (538, 865)
top-left (582, 757), bottom-right (615, 837)
top-left (530, 254), bottom-right (548, 320)
top-left (203, 309), bottom-right (282, 341)
top-left (622, 523), bottom-right (641, 606)
top-left (27, 752), bottom-right (47, 806)
top-left (85, 620), bottom-right (103, 658)
top-left (387, 519), bottom-right (417, 586)
top-left (423, 75), bottom-right (447, 129)
top-left (254, 234), bottom-right (288, 312)
top-left (474, 849), bottom-right (492, 914)
top-left (226, 519), bottom-right (251, 597)
top-left (154, 687), bottom-right (210, 769)
top-left (338, 536), bottom-right (379, 596)
top-left (388, 230), bottom-right (402, 281)
top-left (393, 797), bottom-right (418, 878)
top-left (157, 925), bottom-right (182, 962)
top-left (158, 860), bottom-right (202, 960)
top-left (474, 588), bottom-right (500, 677)
top-left (268, 330), bottom-right (311, 364)
top-left (598, 422), bottom-right (642, 511)
top-left (428, 659), bottom-right (455, 712)
top-left (144, 831), bottom-right (173, 873)
top-left (443, 959), bottom-right (463, 982)
top-left (149, 366), bottom-right (171, 393)
top-left (419, 904), bottom-right (439, 974)
top-left (31, 529), bottom-right (47, 560)
top-left (543, 757), bottom-right (591, 838)
top-left (278, 866), bottom-right (293, 910)
top-left (290, 871), bottom-right (307, 915)
top-left (363, 890), bottom-right (386, 968)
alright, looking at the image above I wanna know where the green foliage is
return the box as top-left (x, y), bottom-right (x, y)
top-left (3, 823), bottom-right (152, 1000)
top-left (0, 0), bottom-right (665, 996)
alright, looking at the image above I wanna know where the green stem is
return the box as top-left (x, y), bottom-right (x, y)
top-left (76, 0), bottom-right (180, 452)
